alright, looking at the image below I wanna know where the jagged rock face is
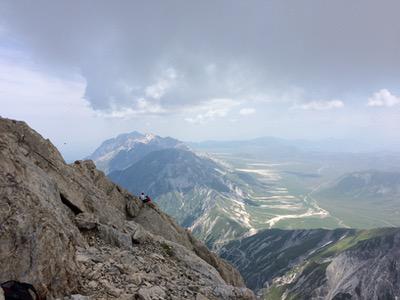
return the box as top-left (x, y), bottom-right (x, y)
top-left (221, 227), bottom-right (400, 299)
top-left (220, 228), bottom-right (354, 291)
top-left (0, 118), bottom-right (254, 300)
top-left (275, 230), bottom-right (400, 300)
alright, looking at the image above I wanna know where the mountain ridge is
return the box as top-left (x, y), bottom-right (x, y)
top-left (220, 227), bottom-right (400, 299)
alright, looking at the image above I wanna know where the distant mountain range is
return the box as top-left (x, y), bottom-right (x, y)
top-left (189, 136), bottom-right (400, 154)
top-left (89, 132), bottom-right (400, 246)
top-left (89, 131), bottom-right (265, 248)
top-left (220, 227), bottom-right (400, 299)
top-left (317, 170), bottom-right (400, 200)
top-left (87, 131), bottom-right (400, 299)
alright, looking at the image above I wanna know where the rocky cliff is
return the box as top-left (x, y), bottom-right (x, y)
top-left (221, 228), bottom-right (400, 299)
top-left (0, 117), bottom-right (255, 300)
top-left (220, 229), bottom-right (354, 291)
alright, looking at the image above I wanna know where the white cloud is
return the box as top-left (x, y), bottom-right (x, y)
top-left (96, 98), bottom-right (167, 118)
top-left (293, 100), bottom-right (344, 111)
top-left (93, 68), bottom-right (179, 118)
top-left (144, 68), bottom-right (177, 100)
top-left (185, 111), bottom-right (223, 124)
top-left (185, 98), bottom-right (240, 124)
top-left (3, 1), bottom-right (400, 116)
top-left (367, 89), bottom-right (400, 107)
top-left (239, 108), bottom-right (256, 115)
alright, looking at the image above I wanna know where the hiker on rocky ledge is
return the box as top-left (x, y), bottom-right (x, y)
top-left (139, 192), bottom-right (152, 203)
top-left (139, 192), bottom-right (146, 202)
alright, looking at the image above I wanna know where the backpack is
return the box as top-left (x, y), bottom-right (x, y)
top-left (0, 281), bottom-right (39, 300)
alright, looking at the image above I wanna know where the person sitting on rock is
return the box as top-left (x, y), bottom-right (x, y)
top-left (144, 195), bottom-right (152, 203)
top-left (139, 192), bottom-right (146, 202)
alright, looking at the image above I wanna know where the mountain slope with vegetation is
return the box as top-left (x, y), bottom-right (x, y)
top-left (220, 227), bottom-right (400, 299)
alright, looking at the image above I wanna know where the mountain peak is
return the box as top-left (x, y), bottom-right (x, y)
top-left (143, 132), bottom-right (157, 141)
top-left (88, 131), bottom-right (188, 174)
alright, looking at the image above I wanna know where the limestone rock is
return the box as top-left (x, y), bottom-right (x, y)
top-left (195, 294), bottom-right (209, 300)
top-left (75, 213), bottom-right (98, 230)
top-left (0, 117), bottom-right (255, 300)
top-left (129, 222), bottom-right (153, 244)
top-left (69, 295), bottom-right (90, 300)
top-left (126, 195), bottom-right (142, 218)
top-left (136, 286), bottom-right (166, 300)
top-left (97, 224), bottom-right (132, 249)
top-left (135, 203), bottom-right (246, 287)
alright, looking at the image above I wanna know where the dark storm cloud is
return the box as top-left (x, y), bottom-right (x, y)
top-left (1, 0), bottom-right (400, 113)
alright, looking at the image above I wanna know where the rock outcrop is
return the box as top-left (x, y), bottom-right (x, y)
top-left (220, 228), bottom-right (354, 291)
top-left (0, 117), bottom-right (255, 300)
top-left (221, 227), bottom-right (400, 299)
top-left (270, 229), bottom-right (400, 300)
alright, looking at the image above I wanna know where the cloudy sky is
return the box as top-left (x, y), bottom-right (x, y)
top-left (1, 0), bottom-right (400, 160)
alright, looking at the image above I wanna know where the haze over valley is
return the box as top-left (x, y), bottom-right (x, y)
top-left (86, 131), bottom-right (400, 250)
